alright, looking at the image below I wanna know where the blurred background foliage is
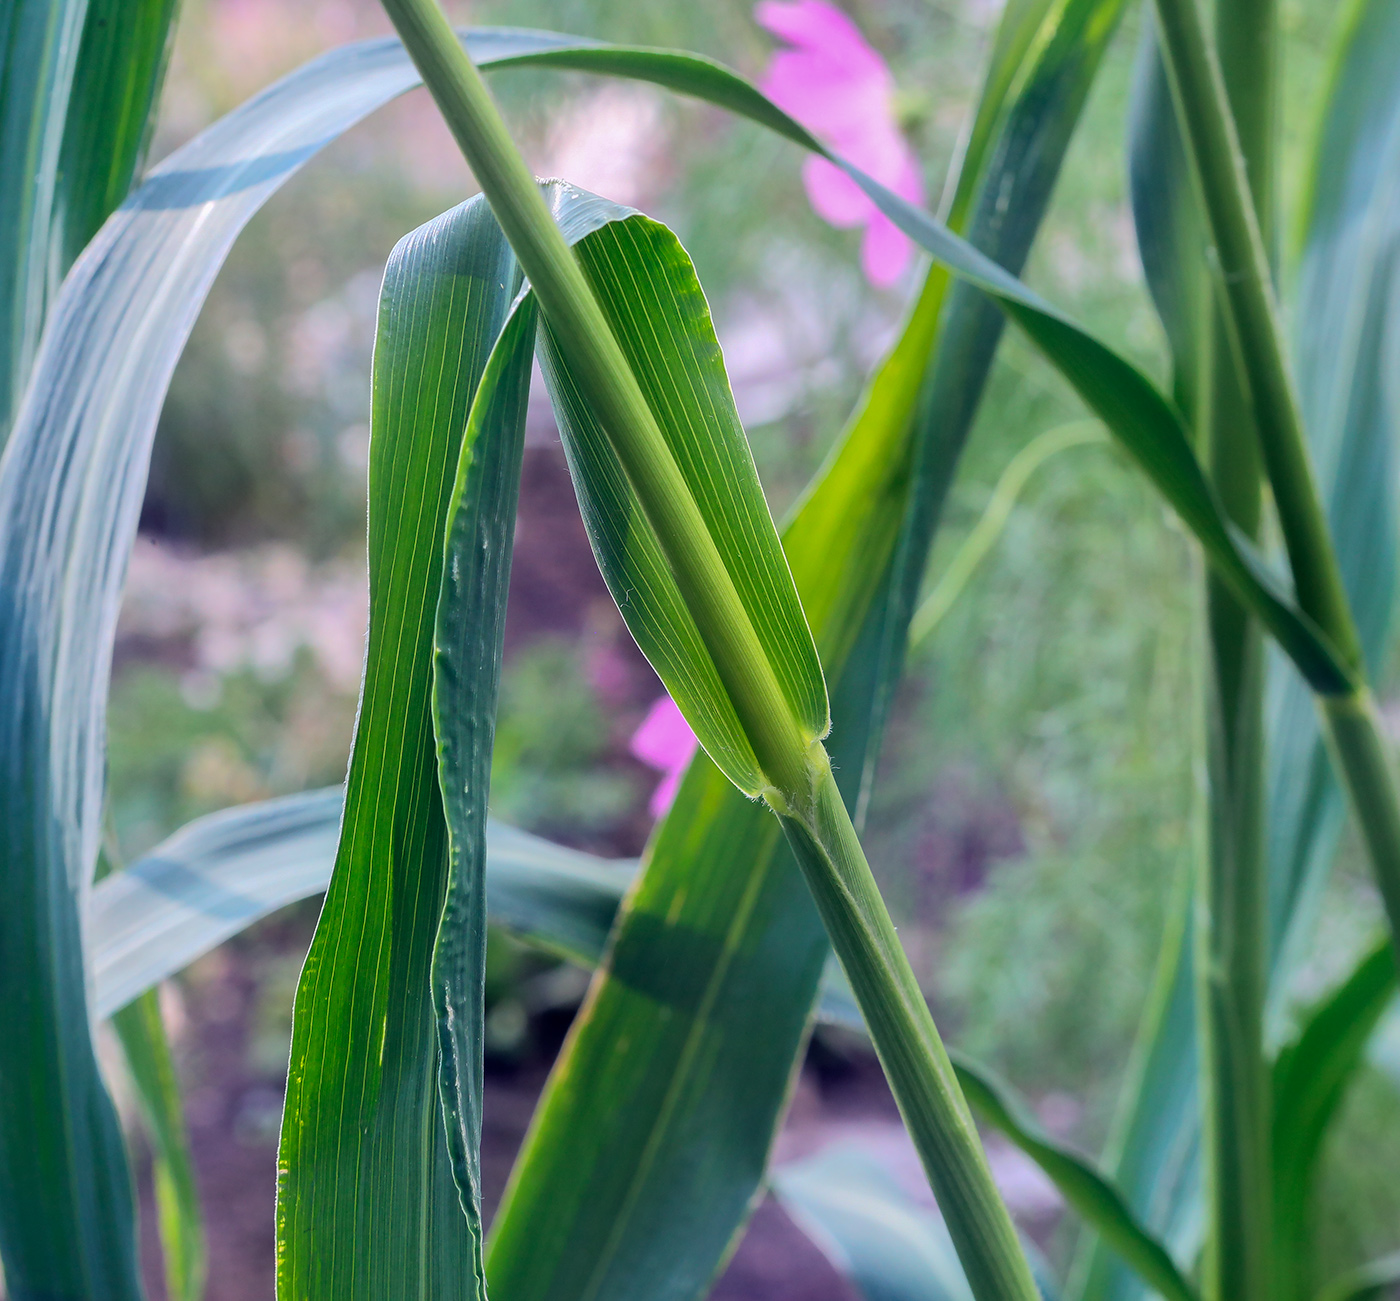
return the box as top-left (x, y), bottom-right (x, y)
top-left (106, 0), bottom-right (1400, 1288)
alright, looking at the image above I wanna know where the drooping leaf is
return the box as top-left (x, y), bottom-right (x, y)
top-left (812, 970), bottom-right (1194, 1301)
top-left (86, 789), bottom-right (638, 1019)
top-left (532, 185), bottom-right (827, 799)
top-left (1, 18), bottom-right (1370, 1298)
top-left (274, 196), bottom-right (522, 1297)
top-left (1268, 0), bottom-right (1400, 982)
top-left (1082, 3), bottom-right (1400, 1295)
top-left (951, 1058), bottom-right (1196, 1301)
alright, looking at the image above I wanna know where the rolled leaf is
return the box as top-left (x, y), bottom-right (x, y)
top-left (428, 258), bottom-right (536, 1273)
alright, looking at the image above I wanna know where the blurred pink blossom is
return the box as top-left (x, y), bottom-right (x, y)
top-left (756, 0), bottom-right (923, 287)
top-left (630, 696), bottom-right (699, 818)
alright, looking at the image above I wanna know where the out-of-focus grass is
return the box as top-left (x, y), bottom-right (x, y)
top-left (107, 0), bottom-right (1398, 1255)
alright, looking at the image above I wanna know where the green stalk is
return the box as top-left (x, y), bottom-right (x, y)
top-left (377, 2), bottom-right (1040, 1297)
top-left (1150, 0), bottom-right (1355, 664)
top-left (1150, 0), bottom-right (1400, 971)
top-left (1193, 4), bottom-right (1274, 1300)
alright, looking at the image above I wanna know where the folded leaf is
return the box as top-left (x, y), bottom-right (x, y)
top-left (428, 263), bottom-right (536, 1277)
top-left (275, 196), bottom-right (521, 1297)
top-left (535, 184), bottom-right (826, 797)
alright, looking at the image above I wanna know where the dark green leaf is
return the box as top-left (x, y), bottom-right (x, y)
top-left (0, 0), bottom-right (85, 440)
top-left (534, 184), bottom-right (826, 797)
top-left (428, 257), bottom-right (535, 1279)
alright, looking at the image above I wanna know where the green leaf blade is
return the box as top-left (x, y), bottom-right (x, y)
top-left (535, 183), bottom-right (826, 797)
top-left (275, 196), bottom-right (521, 1298)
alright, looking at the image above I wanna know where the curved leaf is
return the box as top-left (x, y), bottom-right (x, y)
top-left (1087, 3), bottom-right (1400, 1295)
top-left (950, 1057), bottom-right (1196, 1301)
top-left (87, 789), bottom-right (637, 1019)
top-left (274, 196), bottom-right (521, 1297)
top-left (1272, 937), bottom-right (1398, 1268)
top-left (1269, 0), bottom-right (1400, 983)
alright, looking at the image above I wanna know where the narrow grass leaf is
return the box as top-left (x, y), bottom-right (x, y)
top-left (1272, 936), bottom-right (1397, 1277)
top-left (950, 1057), bottom-right (1196, 1301)
top-left (111, 990), bottom-right (205, 1301)
top-left (86, 790), bottom-right (638, 1018)
top-left (275, 196), bottom-right (520, 1298)
top-left (54, 0), bottom-right (181, 271)
top-left (1085, 5), bottom-right (1400, 1295)
top-left (1268, 0), bottom-right (1400, 981)
top-left (0, 0), bottom-right (86, 440)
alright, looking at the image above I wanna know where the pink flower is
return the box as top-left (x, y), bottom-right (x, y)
top-left (630, 695), bottom-right (700, 818)
top-left (756, 0), bottom-right (923, 287)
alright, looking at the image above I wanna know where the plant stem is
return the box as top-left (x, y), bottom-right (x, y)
top-left (1193, 4), bottom-right (1274, 1299)
top-left (1151, 0), bottom-right (1400, 974)
top-left (780, 756), bottom-right (1041, 1301)
top-left (1322, 693), bottom-right (1400, 953)
top-left (378, 2), bottom-right (1040, 1297)
top-left (1150, 0), bottom-right (1358, 669)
